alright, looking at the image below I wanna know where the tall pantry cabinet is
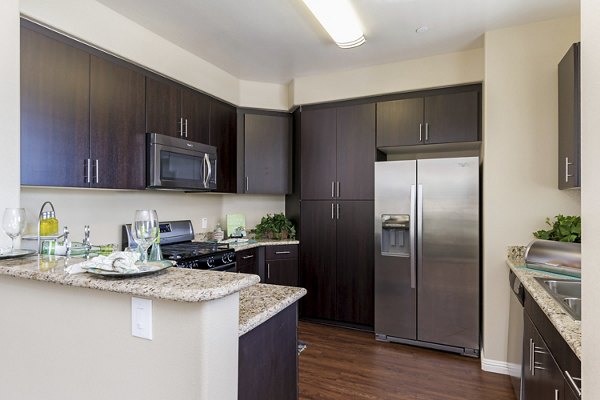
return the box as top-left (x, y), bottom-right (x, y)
top-left (293, 103), bottom-right (376, 327)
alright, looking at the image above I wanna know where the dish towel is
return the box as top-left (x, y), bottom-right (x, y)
top-left (65, 251), bottom-right (141, 274)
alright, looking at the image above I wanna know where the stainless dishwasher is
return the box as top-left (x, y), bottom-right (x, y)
top-left (507, 270), bottom-right (524, 400)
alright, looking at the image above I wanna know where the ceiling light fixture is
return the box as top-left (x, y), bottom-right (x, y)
top-left (302, 0), bottom-right (366, 49)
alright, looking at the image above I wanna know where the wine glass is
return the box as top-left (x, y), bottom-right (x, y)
top-left (2, 208), bottom-right (26, 253)
top-left (131, 210), bottom-right (159, 264)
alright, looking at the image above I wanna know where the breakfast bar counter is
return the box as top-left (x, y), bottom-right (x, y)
top-left (0, 254), bottom-right (302, 400)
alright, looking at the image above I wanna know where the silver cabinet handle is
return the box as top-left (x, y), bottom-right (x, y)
top-left (410, 185), bottom-right (416, 289)
top-left (425, 122), bottom-right (429, 141)
top-left (185, 118), bottom-right (189, 138)
top-left (565, 157), bottom-right (574, 183)
top-left (94, 159), bottom-right (99, 184)
top-left (565, 370), bottom-right (582, 397)
top-left (554, 389), bottom-right (559, 400)
top-left (331, 203), bottom-right (335, 220)
top-left (331, 181), bottom-right (335, 198)
top-left (245, 176), bottom-right (249, 192)
top-left (275, 251), bottom-right (291, 255)
top-left (241, 254), bottom-right (254, 260)
top-left (417, 184), bottom-right (424, 289)
top-left (529, 339), bottom-right (534, 374)
top-left (419, 123), bottom-right (423, 142)
top-left (178, 117), bottom-right (183, 137)
top-left (336, 203), bottom-right (340, 220)
top-left (267, 263), bottom-right (270, 280)
top-left (336, 181), bottom-right (340, 198)
top-left (84, 159), bottom-right (91, 184)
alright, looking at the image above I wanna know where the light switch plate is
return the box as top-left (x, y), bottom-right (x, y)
top-left (201, 217), bottom-right (208, 229)
top-left (131, 297), bottom-right (152, 340)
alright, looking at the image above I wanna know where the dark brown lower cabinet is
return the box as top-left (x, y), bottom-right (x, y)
top-left (236, 248), bottom-right (258, 275)
top-left (238, 303), bottom-right (298, 400)
top-left (265, 245), bottom-right (299, 287)
top-left (523, 290), bottom-right (581, 400)
top-left (523, 313), bottom-right (564, 400)
top-left (300, 200), bottom-right (374, 327)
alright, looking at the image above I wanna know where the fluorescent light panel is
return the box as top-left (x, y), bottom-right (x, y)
top-left (302, 0), bottom-right (365, 49)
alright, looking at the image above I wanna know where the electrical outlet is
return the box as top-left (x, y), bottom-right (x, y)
top-left (131, 297), bottom-right (152, 340)
top-left (201, 217), bottom-right (208, 229)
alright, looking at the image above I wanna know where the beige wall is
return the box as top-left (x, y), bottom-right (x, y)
top-left (290, 48), bottom-right (484, 106)
top-left (21, 188), bottom-right (285, 247)
top-left (482, 16), bottom-right (581, 366)
top-left (0, 0), bottom-right (21, 248)
top-left (580, 0), bottom-right (600, 396)
top-left (0, 275), bottom-right (239, 399)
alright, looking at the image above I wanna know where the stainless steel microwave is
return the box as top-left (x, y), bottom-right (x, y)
top-left (147, 133), bottom-right (217, 190)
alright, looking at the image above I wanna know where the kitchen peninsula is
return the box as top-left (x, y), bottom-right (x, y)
top-left (0, 255), bottom-right (305, 400)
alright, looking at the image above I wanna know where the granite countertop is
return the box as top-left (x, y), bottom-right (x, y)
top-left (0, 255), bottom-right (259, 303)
top-left (227, 239), bottom-right (299, 252)
top-left (238, 283), bottom-right (306, 336)
top-left (507, 260), bottom-right (581, 359)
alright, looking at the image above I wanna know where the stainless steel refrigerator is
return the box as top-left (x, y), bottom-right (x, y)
top-left (374, 157), bottom-right (480, 356)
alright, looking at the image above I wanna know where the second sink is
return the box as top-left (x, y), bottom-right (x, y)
top-left (534, 277), bottom-right (581, 321)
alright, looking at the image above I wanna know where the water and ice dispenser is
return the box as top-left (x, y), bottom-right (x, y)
top-left (380, 214), bottom-right (411, 257)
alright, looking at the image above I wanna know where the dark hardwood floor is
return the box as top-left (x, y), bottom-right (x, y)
top-left (298, 322), bottom-right (516, 400)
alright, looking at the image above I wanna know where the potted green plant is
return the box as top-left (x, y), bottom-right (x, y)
top-left (254, 213), bottom-right (296, 240)
top-left (533, 214), bottom-right (581, 243)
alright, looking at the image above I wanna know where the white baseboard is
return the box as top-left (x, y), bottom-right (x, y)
top-left (481, 357), bottom-right (512, 376)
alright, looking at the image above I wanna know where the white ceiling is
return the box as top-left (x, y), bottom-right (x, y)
top-left (96, 0), bottom-right (579, 84)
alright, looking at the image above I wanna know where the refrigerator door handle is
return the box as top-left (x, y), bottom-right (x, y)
top-left (417, 184), bottom-right (424, 288)
top-left (410, 185), bottom-right (417, 289)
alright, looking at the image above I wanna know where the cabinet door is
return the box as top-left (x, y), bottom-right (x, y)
top-left (423, 91), bottom-right (479, 144)
top-left (20, 27), bottom-right (90, 187)
top-left (181, 87), bottom-right (210, 144)
top-left (299, 201), bottom-right (337, 320)
top-left (376, 98), bottom-right (424, 147)
top-left (523, 313), bottom-right (565, 400)
top-left (558, 43), bottom-right (580, 189)
top-left (89, 56), bottom-right (146, 189)
top-left (266, 259), bottom-right (298, 287)
top-left (236, 248), bottom-right (259, 274)
top-left (145, 77), bottom-right (181, 137)
top-left (337, 104), bottom-right (375, 200)
top-left (335, 201), bottom-right (374, 326)
top-left (210, 100), bottom-right (237, 193)
top-left (244, 114), bottom-right (291, 194)
top-left (300, 108), bottom-right (337, 200)
top-left (238, 304), bottom-right (298, 400)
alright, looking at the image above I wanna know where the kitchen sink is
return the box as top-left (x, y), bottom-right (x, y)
top-left (544, 280), bottom-right (581, 298)
top-left (534, 277), bottom-right (581, 321)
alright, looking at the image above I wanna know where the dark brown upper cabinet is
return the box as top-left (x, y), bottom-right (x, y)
top-left (377, 89), bottom-right (480, 148)
top-left (300, 103), bottom-right (375, 201)
top-left (210, 100), bottom-right (237, 193)
top-left (145, 77), bottom-right (210, 143)
top-left (558, 43), bottom-right (580, 190)
top-left (89, 56), bottom-right (145, 189)
top-left (242, 113), bottom-right (291, 195)
top-left (20, 26), bottom-right (90, 187)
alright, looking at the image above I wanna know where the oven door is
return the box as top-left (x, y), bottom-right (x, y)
top-left (147, 133), bottom-right (217, 190)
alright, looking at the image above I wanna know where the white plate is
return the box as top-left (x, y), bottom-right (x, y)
top-left (85, 260), bottom-right (175, 278)
top-left (0, 249), bottom-right (37, 259)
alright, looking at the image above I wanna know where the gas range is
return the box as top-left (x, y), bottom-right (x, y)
top-left (122, 220), bottom-right (236, 272)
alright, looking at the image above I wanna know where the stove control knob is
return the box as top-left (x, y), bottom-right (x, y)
top-left (206, 257), bottom-right (215, 268)
top-left (221, 255), bottom-right (228, 264)
top-left (227, 253), bottom-right (234, 263)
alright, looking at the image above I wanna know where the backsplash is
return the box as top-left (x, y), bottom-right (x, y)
top-left (20, 187), bottom-right (285, 247)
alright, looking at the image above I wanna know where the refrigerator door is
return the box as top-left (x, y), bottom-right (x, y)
top-left (417, 157), bottom-right (480, 351)
top-left (374, 160), bottom-right (417, 340)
